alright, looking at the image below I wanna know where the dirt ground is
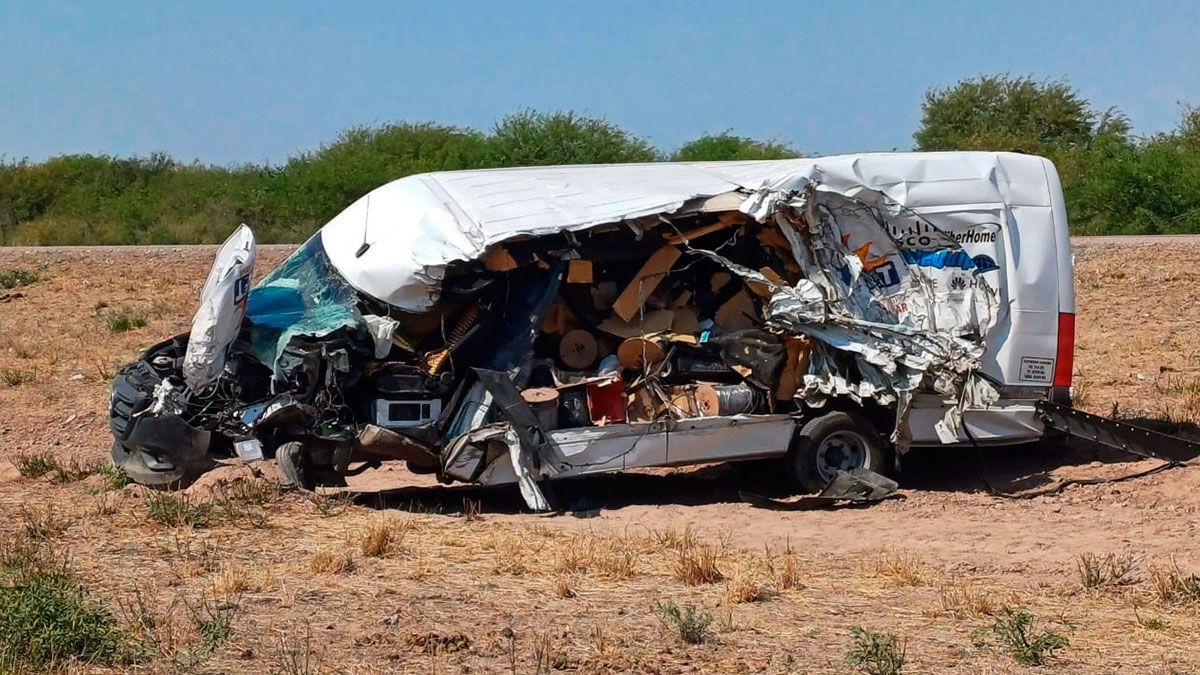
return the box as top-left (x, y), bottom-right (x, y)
top-left (1, 241), bottom-right (1199, 674)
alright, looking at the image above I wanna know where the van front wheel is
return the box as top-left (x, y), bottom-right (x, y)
top-left (788, 411), bottom-right (886, 492)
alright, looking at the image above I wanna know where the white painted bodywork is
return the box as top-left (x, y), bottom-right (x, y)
top-left (182, 225), bottom-right (256, 390)
top-left (318, 153), bottom-right (1074, 447)
top-left (476, 415), bottom-right (796, 487)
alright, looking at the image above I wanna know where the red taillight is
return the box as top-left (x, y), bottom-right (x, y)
top-left (1053, 312), bottom-right (1075, 388)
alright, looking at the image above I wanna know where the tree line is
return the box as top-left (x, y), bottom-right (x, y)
top-left (1, 75), bottom-right (1197, 245)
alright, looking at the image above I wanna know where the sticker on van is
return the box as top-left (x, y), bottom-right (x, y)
top-left (900, 249), bottom-right (1000, 274)
top-left (1019, 357), bottom-right (1055, 383)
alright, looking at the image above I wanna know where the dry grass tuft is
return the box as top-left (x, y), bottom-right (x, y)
top-left (213, 563), bottom-right (252, 595)
top-left (724, 565), bottom-right (769, 604)
top-left (1077, 552), bottom-right (1136, 590)
top-left (272, 625), bottom-right (326, 675)
top-left (672, 540), bottom-right (724, 586)
top-left (762, 543), bottom-right (804, 591)
top-left (102, 305), bottom-right (148, 333)
top-left (210, 477), bottom-right (282, 508)
top-left (488, 531), bottom-right (532, 576)
top-left (8, 451), bottom-right (100, 483)
top-left (359, 518), bottom-right (409, 558)
top-left (10, 450), bottom-right (57, 478)
top-left (938, 580), bottom-right (998, 617)
top-left (305, 490), bottom-right (355, 518)
top-left (872, 550), bottom-right (926, 587)
top-left (1150, 561), bottom-right (1200, 606)
top-left (461, 498), bottom-right (483, 522)
top-left (1155, 373), bottom-right (1200, 423)
top-left (592, 535), bottom-right (638, 580)
top-left (20, 506), bottom-right (72, 541)
top-left (48, 455), bottom-right (103, 484)
top-left (553, 575), bottom-right (576, 599)
top-left (651, 525), bottom-right (698, 551)
top-left (310, 548), bottom-right (355, 575)
top-left (169, 528), bottom-right (219, 576)
top-left (551, 533), bottom-right (641, 580)
top-left (1132, 602), bottom-right (1169, 631)
top-left (1, 365), bottom-right (38, 387)
top-left (403, 554), bottom-right (438, 581)
top-left (146, 492), bottom-right (213, 528)
top-left (553, 536), bottom-right (590, 575)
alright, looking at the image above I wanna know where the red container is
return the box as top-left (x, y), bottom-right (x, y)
top-left (586, 375), bottom-right (627, 424)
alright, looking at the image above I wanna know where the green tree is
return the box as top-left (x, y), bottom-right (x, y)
top-left (486, 109), bottom-right (660, 166)
top-left (254, 123), bottom-right (490, 241)
top-left (914, 75), bottom-right (1127, 154)
top-left (1065, 105), bottom-right (1200, 235)
top-left (671, 133), bottom-right (800, 161)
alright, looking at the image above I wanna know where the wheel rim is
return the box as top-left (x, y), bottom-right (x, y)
top-left (814, 430), bottom-right (871, 482)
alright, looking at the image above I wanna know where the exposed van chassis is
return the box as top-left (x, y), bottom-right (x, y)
top-left (108, 153), bottom-right (1072, 509)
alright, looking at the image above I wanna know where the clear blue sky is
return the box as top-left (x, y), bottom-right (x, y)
top-left (1, 0), bottom-right (1197, 166)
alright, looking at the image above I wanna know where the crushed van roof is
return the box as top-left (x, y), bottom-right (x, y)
top-left (320, 152), bottom-right (1057, 311)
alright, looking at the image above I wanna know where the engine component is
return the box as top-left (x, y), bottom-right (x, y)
top-left (371, 365), bottom-right (444, 429)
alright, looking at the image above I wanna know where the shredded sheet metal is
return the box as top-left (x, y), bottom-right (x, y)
top-left (728, 181), bottom-right (999, 448)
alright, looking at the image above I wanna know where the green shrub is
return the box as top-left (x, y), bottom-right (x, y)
top-left (145, 493), bottom-right (212, 528)
top-left (847, 626), bottom-right (906, 675)
top-left (655, 601), bottom-right (711, 644)
top-left (0, 268), bottom-right (39, 289)
top-left (0, 538), bottom-right (128, 670)
top-left (104, 307), bottom-right (148, 333)
top-left (97, 463), bottom-right (130, 491)
top-left (9, 451), bottom-right (56, 478)
top-left (3, 96), bottom-right (1200, 245)
top-left (987, 607), bottom-right (1068, 666)
top-left (672, 133), bottom-right (800, 161)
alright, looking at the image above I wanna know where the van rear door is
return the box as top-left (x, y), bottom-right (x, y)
top-left (904, 155), bottom-right (1072, 444)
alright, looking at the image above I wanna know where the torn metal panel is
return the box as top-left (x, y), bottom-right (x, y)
top-left (682, 179), bottom-right (1000, 448)
top-left (183, 225), bottom-right (255, 390)
top-left (662, 415), bottom-right (795, 466)
top-left (469, 415), bottom-right (793, 502)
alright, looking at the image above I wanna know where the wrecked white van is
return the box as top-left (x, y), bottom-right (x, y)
top-left (108, 152), bottom-right (1076, 509)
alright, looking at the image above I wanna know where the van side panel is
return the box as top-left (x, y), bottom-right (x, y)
top-left (1042, 158), bottom-right (1077, 316)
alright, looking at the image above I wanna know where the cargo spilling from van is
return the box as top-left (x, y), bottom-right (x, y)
top-left (109, 153), bottom-right (1076, 510)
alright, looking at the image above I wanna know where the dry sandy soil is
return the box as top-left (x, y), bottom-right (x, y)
top-left (1, 241), bottom-right (1199, 673)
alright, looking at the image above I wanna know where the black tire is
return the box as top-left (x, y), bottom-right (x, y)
top-left (276, 440), bottom-right (349, 490)
top-left (111, 441), bottom-right (207, 490)
top-left (276, 441), bottom-right (317, 491)
top-left (787, 411), bottom-right (886, 493)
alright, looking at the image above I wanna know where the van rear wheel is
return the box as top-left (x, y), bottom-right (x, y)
top-left (787, 411), bottom-right (886, 492)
